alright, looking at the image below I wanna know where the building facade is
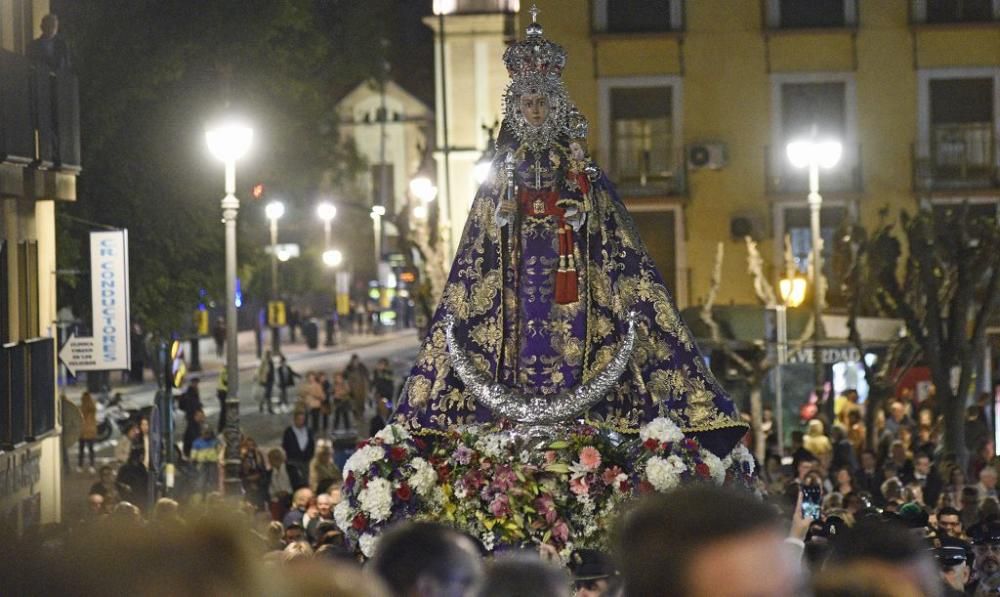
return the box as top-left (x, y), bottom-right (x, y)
top-left (1, 0), bottom-right (80, 532)
top-left (513, 0), bottom-right (999, 313)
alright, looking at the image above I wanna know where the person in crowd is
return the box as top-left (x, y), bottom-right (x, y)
top-left (88, 466), bottom-right (130, 508)
top-left (267, 447), bottom-right (297, 522)
top-left (282, 408), bottom-right (316, 483)
top-left (240, 436), bottom-right (268, 509)
top-left (831, 465), bottom-right (855, 496)
top-left (479, 553), bottom-right (570, 597)
top-left (942, 464), bottom-right (966, 508)
top-left (968, 521), bottom-right (1000, 592)
top-left (372, 358), bottom-right (395, 403)
top-left (568, 549), bottom-right (616, 597)
top-left (150, 497), bottom-right (185, 531)
top-left (317, 371), bottom-right (332, 433)
top-left (304, 493), bottom-right (336, 544)
top-left (331, 371), bottom-right (352, 432)
top-left (979, 466), bottom-right (999, 502)
top-left (84, 492), bottom-right (106, 522)
top-left (258, 350), bottom-right (276, 414)
top-left (300, 371), bottom-right (325, 434)
top-left (190, 426), bottom-right (222, 499)
top-left (370, 397), bottom-right (391, 439)
top-left (117, 419), bottom-right (150, 509)
top-left (888, 439), bottom-right (915, 483)
top-left (937, 506), bottom-right (966, 541)
top-left (212, 316), bottom-right (226, 358)
top-left (885, 400), bottom-right (914, 438)
top-left (615, 485), bottom-right (801, 597)
top-left (308, 440), bottom-right (342, 494)
top-left (177, 376), bottom-right (203, 423)
top-left (912, 452), bottom-right (943, 507)
top-left (283, 487), bottom-right (314, 529)
top-left (183, 408), bottom-right (206, 459)
top-left (345, 354), bottom-right (370, 426)
top-left (934, 541), bottom-right (970, 597)
top-left (277, 355), bottom-right (301, 411)
top-left (828, 425), bottom-right (857, 472)
top-left (78, 391), bottom-right (98, 473)
top-left (217, 367), bottom-right (229, 432)
top-left (114, 421), bottom-right (141, 466)
top-left (372, 522), bottom-right (484, 597)
top-left (854, 449), bottom-right (882, 501)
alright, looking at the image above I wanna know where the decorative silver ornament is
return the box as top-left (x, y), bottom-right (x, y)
top-left (445, 311), bottom-right (638, 428)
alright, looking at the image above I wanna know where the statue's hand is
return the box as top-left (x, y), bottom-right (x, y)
top-left (496, 199), bottom-right (517, 227)
top-left (566, 208), bottom-right (585, 231)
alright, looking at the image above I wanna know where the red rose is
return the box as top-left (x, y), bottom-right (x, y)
top-left (643, 439), bottom-right (660, 451)
top-left (696, 463), bottom-right (711, 478)
top-left (352, 513), bottom-right (367, 530)
top-left (390, 447), bottom-right (408, 462)
top-left (436, 465), bottom-right (450, 481)
top-left (619, 479), bottom-right (631, 493)
top-left (414, 438), bottom-right (428, 451)
top-left (638, 480), bottom-right (654, 494)
top-left (396, 483), bottom-right (413, 501)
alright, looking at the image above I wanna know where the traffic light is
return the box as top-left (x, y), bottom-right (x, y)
top-left (252, 183), bottom-right (265, 200)
top-left (170, 340), bottom-right (187, 389)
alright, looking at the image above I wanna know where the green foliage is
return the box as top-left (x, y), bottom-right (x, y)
top-left (55, 0), bottom-right (384, 336)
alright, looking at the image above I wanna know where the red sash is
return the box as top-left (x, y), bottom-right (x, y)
top-left (518, 190), bottom-right (578, 304)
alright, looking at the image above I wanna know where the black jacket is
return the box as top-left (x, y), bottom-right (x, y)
top-left (281, 426), bottom-right (315, 465)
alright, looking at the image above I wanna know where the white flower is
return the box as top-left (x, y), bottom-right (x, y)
top-left (474, 432), bottom-right (512, 459)
top-left (374, 424), bottom-right (411, 445)
top-left (480, 531), bottom-right (495, 552)
top-left (639, 417), bottom-right (684, 444)
top-left (409, 457), bottom-right (438, 497)
top-left (333, 500), bottom-right (354, 532)
top-left (359, 533), bottom-right (378, 558)
top-left (358, 478), bottom-right (394, 522)
top-left (454, 483), bottom-right (468, 500)
top-left (701, 450), bottom-right (726, 485)
top-left (645, 455), bottom-right (685, 491)
top-left (728, 444), bottom-right (756, 476)
top-left (345, 445), bottom-right (386, 475)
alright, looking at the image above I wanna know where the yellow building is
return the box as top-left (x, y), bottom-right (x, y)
top-left (516, 0), bottom-right (999, 312)
top-left (1, 0), bottom-right (79, 532)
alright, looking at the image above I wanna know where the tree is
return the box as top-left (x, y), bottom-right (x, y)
top-left (843, 206), bottom-right (1000, 463)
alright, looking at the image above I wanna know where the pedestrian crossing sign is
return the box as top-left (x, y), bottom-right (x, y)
top-left (268, 300), bottom-right (286, 327)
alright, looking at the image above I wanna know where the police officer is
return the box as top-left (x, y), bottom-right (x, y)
top-left (967, 521), bottom-right (1000, 593)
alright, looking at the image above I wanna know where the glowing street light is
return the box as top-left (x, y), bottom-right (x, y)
top-left (322, 249), bottom-right (344, 268)
top-left (316, 201), bottom-right (337, 249)
top-left (204, 116), bottom-right (252, 497)
top-left (265, 200), bottom-right (284, 352)
top-left (779, 275), bottom-right (808, 309)
top-left (409, 175), bottom-right (437, 203)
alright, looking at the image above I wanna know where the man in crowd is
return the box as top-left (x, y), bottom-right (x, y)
top-left (283, 487), bottom-right (314, 529)
top-left (969, 521), bottom-right (1000, 592)
top-left (978, 466), bottom-right (999, 502)
top-left (281, 409), bottom-right (315, 483)
top-left (372, 522), bottom-right (483, 597)
top-left (615, 485), bottom-right (801, 596)
top-left (937, 506), bottom-right (965, 541)
top-left (934, 542), bottom-right (970, 597)
top-left (304, 492), bottom-right (335, 543)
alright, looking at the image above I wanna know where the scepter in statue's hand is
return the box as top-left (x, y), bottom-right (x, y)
top-left (496, 151), bottom-right (518, 228)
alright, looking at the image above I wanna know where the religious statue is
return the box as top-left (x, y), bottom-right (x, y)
top-left (395, 8), bottom-right (747, 458)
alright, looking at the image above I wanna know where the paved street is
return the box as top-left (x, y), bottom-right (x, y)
top-left (60, 328), bottom-right (421, 521)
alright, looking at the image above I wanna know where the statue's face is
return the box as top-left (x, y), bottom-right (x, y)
top-left (519, 92), bottom-right (550, 127)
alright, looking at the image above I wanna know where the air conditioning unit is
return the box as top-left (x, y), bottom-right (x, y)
top-left (687, 142), bottom-right (727, 170)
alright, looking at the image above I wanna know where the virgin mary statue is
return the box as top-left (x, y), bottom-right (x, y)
top-left (395, 9), bottom-right (747, 458)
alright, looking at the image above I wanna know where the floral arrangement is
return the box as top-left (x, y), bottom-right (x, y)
top-left (335, 418), bottom-right (755, 558)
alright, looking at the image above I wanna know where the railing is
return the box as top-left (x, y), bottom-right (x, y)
top-left (913, 124), bottom-right (1000, 192)
top-left (0, 338), bottom-right (56, 449)
top-left (611, 146), bottom-right (687, 197)
top-left (910, 0), bottom-right (1000, 24)
top-left (0, 49), bottom-right (81, 173)
top-left (763, 0), bottom-right (859, 30)
top-left (765, 144), bottom-right (863, 195)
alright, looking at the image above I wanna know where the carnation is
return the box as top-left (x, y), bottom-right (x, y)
top-left (474, 432), bottom-right (512, 459)
top-left (359, 533), bottom-right (377, 558)
top-left (345, 445), bottom-right (386, 475)
top-left (333, 500), bottom-right (354, 531)
top-left (359, 478), bottom-right (394, 522)
top-left (727, 444), bottom-right (755, 476)
top-left (701, 450), bottom-right (726, 485)
top-left (374, 424), bottom-right (411, 445)
top-left (645, 455), bottom-right (685, 491)
top-left (409, 457), bottom-right (438, 496)
top-left (639, 417), bottom-right (684, 444)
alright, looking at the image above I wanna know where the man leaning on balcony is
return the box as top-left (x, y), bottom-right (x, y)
top-left (27, 14), bottom-right (70, 73)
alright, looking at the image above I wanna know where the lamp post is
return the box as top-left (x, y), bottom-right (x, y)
top-left (205, 118), bottom-right (253, 497)
top-left (775, 274), bottom-right (807, 455)
top-left (786, 138), bottom-right (842, 391)
top-left (317, 201), bottom-right (337, 249)
top-left (370, 204), bottom-right (386, 276)
top-left (265, 200), bottom-right (285, 353)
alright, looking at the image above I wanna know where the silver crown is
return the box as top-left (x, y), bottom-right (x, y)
top-left (502, 4), bottom-right (566, 81)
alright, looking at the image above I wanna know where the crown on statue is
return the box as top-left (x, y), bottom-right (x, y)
top-left (502, 4), bottom-right (566, 81)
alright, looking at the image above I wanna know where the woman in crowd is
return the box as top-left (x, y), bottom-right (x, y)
top-left (78, 391), bottom-right (98, 474)
top-left (308, 440), bottom-right (342, 495)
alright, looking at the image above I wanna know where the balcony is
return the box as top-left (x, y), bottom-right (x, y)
top-left (913, 124), bottom-right (1000, 193)
top-left (0, 49), bottom-right (80, 174)
top-left (765, 144), bottom-right (863, 196)
top-left (611, 146), bottom-right (687, 197)
top-left (0, 338), bottom-right (56, 449)
top-left (910, 0), bottom-right (1000, 25)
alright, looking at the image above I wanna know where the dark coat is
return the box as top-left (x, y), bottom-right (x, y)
top-left (281, 426), bottom-right (315, 465)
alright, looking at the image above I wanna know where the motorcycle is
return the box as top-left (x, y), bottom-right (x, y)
top-left (94, 391), bottom-right (144, 442)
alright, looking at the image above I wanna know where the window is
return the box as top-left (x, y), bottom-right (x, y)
top-left (931, 200), bottom-right (999, 239)
top-left (628, 205), bottom-right (687, 306)
top-left (929, 78), bottom-right (995, 182)
top-left (919, 0), bottom-right (1000, 23)
top-left (766, 0), bottom-right (857, 29)
top-left (775, 203), bottom-right (852, 307)
top-left (610, 87), bottom-right (673, 188)
top-left (593, 0), bottom-right (683, 33)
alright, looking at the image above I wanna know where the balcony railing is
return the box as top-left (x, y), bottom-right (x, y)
top-left (910, 0), bottom-right (1000, 24)
top-left (1, 338), bottom-right (56, 449)
top-left (913, 124), bottom-right (1000, 192)
top-left (0, 50), bottom-right (80, 173)
top-left (611, 146), bottom-right (687, 197)
top-left (765, 144), bottom-right (863, 195)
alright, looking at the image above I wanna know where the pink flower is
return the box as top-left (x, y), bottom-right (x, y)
top-left (602, 466), bottom-right (623, 485)
top-left (492, 466), bottom-right (517, 492)
top-left (552, 520), bottom-right (569, 543)
top-left (544, 451), bottom-right (557, 463)
top-left (489, 494), bottom-right (511, 518)
top-left (578, 446), bottom-right (602, 470)
top-left (569, 476), bottom-right (590, 496)
top-left (535, 495), bottom-right (557, 524)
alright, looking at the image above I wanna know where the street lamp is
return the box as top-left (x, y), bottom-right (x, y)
top-left (322, 249), bottom-right (344, 268)
top-left (773, 273), bottom-right (807, 456)
top-left (786, 137), bottom-right (841, 390)
top-left (409, 175), bottom-right (437, 203)
top-left (317, 201), bottom-right (337, 249)
top-left (265, 200), bottom-right (285, 352)
top-left (205, 117), bottom-right (253, 497)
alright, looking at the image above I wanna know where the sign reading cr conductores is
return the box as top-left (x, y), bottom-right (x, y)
top-left (59, 230), bottom-right (132, 375)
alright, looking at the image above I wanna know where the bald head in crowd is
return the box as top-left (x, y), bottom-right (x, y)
top-left (371, 522), bottom-right (483, 597)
